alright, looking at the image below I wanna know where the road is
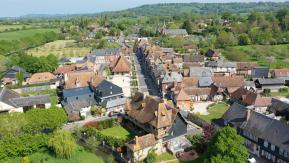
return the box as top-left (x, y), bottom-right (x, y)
top-left (135, 47), bottom-right (161, 97)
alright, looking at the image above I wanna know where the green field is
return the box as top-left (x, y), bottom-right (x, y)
top-left (0, 28), bottom-right (59, 41)
top-left (0, 25), bottom-right (36, 32)
top-left (222, 44), bottom-right (289, 68)
top-left (26, 40), bottom-right (91, 57)
top-left (100, 126), bottom-right (133, 140)
top-left (5, 146), bottom-right (105, 163)
top-left (198, 102), bottom-right (230, 123)
top-left (156, 152), bottom-right (178, 163)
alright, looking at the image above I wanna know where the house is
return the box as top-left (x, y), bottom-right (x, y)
top-left (205, 49), bottom-right (219, 60)
top-left (164, 29), bottom-right (188, 37)
top-left (230, 87), bottom-right (272, 113)
top-left (268, 98), bottom-right (289, 120)
top-left (189, 67), bottom-right (213, 77)
top-left (27, 72), bottom-right (56, 85)
top-left (172, 57), bottom-right (183, 69)
top-left (205, 60), bottom-right (237, 76)
top-left (109, 56), bottom-right (131, 75)
top-left (255, 78), bottom-right (285, 92)
top-left (64, 71), bottom-right (103, 89)
top-left (183, 55), bottom-right (205, 64)
top-left (92, 80), bottom-right (125, 114)
top-left (271, 68), bottom-right (289, 85)
top-left (251, 67), bottom-right (270, 79)
top-left (0, 87), bottom-right (22, 113)
top-left (0, 87), bottom-right (51, 113)
top-left (236, 62), bottom-right (257, 76)
top-left (10, 95), bottom-right (51, 112)
top-left (125, 92), bottom-right (188, 162)
top-left (222, 103), bottom-right (289, 163)
top-left (160, 72), bottom-right (183, 96)
top-left (176, 87), bottom-right (211, 110)
top-left (86, 48), bottom-right (121, 64)
top-left (2, 66), bottom-right (30, 85)
top-left (54, 64), bottom-right (76, 75)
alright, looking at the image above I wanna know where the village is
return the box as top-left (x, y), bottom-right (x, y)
top-left (0, 20), bottom-right (289, 163)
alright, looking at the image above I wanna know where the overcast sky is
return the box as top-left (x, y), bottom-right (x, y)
top-left (0, 0), bottom-right (287, 17)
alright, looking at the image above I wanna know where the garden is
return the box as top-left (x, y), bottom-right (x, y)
top-left (198, 102), bottom-right (230, 123)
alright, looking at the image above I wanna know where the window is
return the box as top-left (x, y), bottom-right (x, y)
top-left (76, 97), bottom-right (78, 100)
top-left (271, 144), bottom-right (275, 151)
top-left (264, 141), bottom-right (268, 148)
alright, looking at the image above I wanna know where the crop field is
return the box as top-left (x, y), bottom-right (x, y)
top-left (0, 28), bottom-right (59, 41)
top-left (26, 40), bottom-right (91, 58)
top-left (222, 44), bottom-right (289, 68)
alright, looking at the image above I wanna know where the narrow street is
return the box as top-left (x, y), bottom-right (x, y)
top-left (135, 47), bottom-right (161, 97)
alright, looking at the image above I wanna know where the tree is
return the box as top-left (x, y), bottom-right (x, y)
top-left (238, 33), bottom-right (251, 45)
top-left (216, 31), bottom-right (237, 48)
top-left (204, 127), bottom-right (249, 163)
top-left (16, 70), bottom-right (24, 86)
top-left (48, 130), bottom-right (76, 159)
top-left (0, 112), bottom-right (27, 137)
top-left (182, 20), bottom-right (193, 34)
top-left (145, 150), bottom-right (157, 163)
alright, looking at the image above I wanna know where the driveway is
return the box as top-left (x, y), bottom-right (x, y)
top-left (192, 102), bottom-right (214, 115)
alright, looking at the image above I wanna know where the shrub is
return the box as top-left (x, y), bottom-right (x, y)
top-left (279, 87), bottom-right (288, 93)
top-left (145, 150), bottom-right (157, 163)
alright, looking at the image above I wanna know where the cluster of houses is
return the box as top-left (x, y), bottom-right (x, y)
top-left (133, 41), bottom-right (289, 162)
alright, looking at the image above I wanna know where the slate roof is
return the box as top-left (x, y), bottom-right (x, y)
top-left (63, 86), bottom-right (94, 99)
top-left (95, 80), bottom-right (123, 98)
top-left (63, 99), bottom-right (96, 112)
top-left (269, 98), bottom-right (289, 115)
top-left (205, 49), bottom-right (219, 58)
top-left (165, 29), bottom-right (188, 36)
top-left (3, 66), bottom-right (30, 79)
top-left (106, 97), bottom-right (126, 109)
top-left (256, 78), bottom-right (285, 85)
top-left (183, 55), bottom-right (205, 63)
top-left (189, 67), bottom-right (213, 77)
top-left (222, 102), bottom-right (248, 127)
top-left (241, 111), bottom-right (289, 151)
top-left (10, 95), bottom-right (50, 107)
top-left (90, 48), bottom-right (121, 56)
top-left (0, 87), bottom-right (20, 108)
top-left (205, 60), bottom-right (237, 68)
top-left (161, 72), bottom-right (183, 84)
top-left (198, 77), bottom-right (213, 87)
top-left (251, 67), bottom-right (269, 79)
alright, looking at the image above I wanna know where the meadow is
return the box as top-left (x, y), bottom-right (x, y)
top-left (0, 25), bottom-right (36, 32)
top-left (26, 40), bottom-right (91, 57)
top-left (0, 28), bottom-right (59, 41)
top-left (221, 44), bottom-right (289, 68)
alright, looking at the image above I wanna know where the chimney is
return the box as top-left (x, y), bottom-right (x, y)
top-left (135, 136), bottom-right (139, 149)
top-left (246, 109), bottom-right (251, 121)
top-left (75, 77), bottom-right (80, 88)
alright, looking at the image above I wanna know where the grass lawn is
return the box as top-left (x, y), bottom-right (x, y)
top-left (156, 152), bottom-right (178, 162)
top-left (26, 40), bottom-right (91, 57)
top-left (0, 28), bottom-right (59, 41)
top-left (269, 91), bottom-right (289, 97)
top-left (221, 44), bottom-right (289, 68)
top-left (100, 126), bottom-right (133, 140)
top-left (5, 146), bottom-right (105, 163)
top-left (198, 102), bottom-right (230, 122)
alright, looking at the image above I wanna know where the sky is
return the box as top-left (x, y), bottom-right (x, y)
top-left (0, 0), bottom-right (287, 17)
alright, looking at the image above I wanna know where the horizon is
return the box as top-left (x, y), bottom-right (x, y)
top-left (0, 0), bottom-right (288, 18)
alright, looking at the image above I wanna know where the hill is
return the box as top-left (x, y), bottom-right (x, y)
top-left (102, 2), bottom-right (289, 17)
